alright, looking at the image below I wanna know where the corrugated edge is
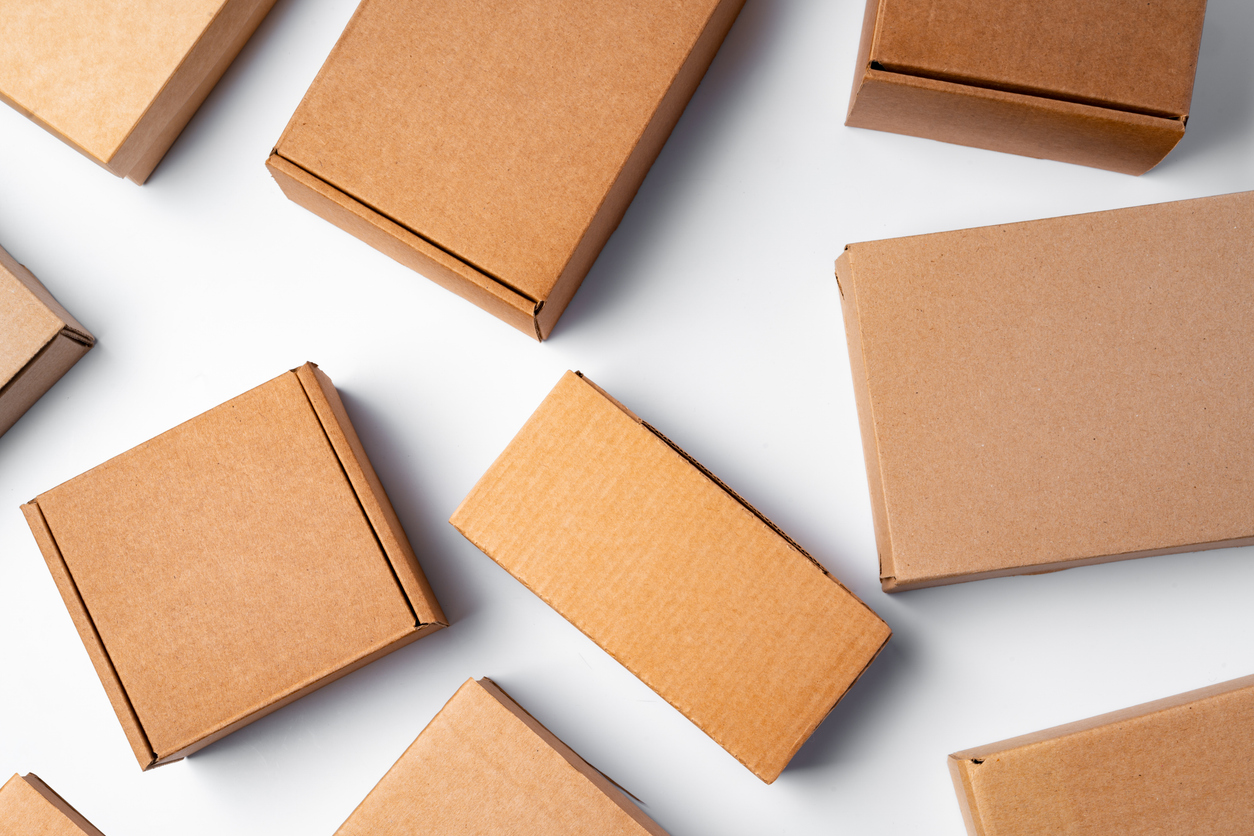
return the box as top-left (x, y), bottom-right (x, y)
top-left (0, 333), bottom-right (92, 437)
top-left (947, 755), bottom-right (986, 836)
top-left (20, 774), bottom-right (107, 836)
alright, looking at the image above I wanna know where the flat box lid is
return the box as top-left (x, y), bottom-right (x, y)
top-left (0, 246), bottom-right (90, 389)
top-left (837, 191), bottom-right (1254, 590)
top-left (0, 774), bottom-right (105, 836)
top-left (451, 372), bottom-right (891, 783)
top-left (335, 679), bottom-right (668, 836)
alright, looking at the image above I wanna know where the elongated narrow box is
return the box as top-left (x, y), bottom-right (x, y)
top-left (837, 191), bottom-right (1254, 591)
top-left (451, 372), bottom-right (891, 783)
top-left (22, 363), bottom-right (446, 769)
top-left (949, 674), bottom-right (1254, 836)
top-left (0, 773), bottom-right (106, 836)
top-left (336, 679), bottom-right (668, 836)
top-left (267, 0), bottom-right (744, 339)
top-left (845, 0), bottom-right (1208, 174)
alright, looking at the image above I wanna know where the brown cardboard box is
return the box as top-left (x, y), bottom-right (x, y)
top-left (0, 773), bottom-right (106, 836)
top-left (21, 363), bottom-right (446, 770)
top-left (335, 678), bottom-right (669, 836)
top-left (948, 674), bottom-right (1254, 836)
top-left (450, 371), bottom-right (891, 783)
top-left (0, 245), bottom-right (93, 438)
top-left (267, 0), bottom-right (745, 340)
top-left (0, 0), bottom-right (279, 183)
top-left (844, 0), bottom-right (1208, 174)
top-left (836, 191), bottom-right (1254, 592)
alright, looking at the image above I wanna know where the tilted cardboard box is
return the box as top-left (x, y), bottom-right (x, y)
top-left (0, 245), bottom-right (93, 438)
top-left (0, 773), bottom-right (106, 836)
top-left (335, 679), bottom-right (669, 836)
top-left (0, 0), bottom-right (279, 183)
top-left (22, 363), bottom-right (446, 769)
top-left (451, 372), bottom-right (891, 783)
top-left (845, 0), bottom-right (1208, 174)
top-left (949, 674), bottom-right (1254, 836)
top-left (836, 191), bottom-right (1254, 592)
top-left (267, 0), bottom-right (744, 340)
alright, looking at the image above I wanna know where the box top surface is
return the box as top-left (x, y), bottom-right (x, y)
top-left (0, 255), bottom-right (66, 388)
top-left (841, 190), bottom-right (1254, 586)
top-left (869, 0), bottom-right (1207, 117)
top-left (335, 679), bottom-right (667, 836)
top-left (275, 0), bottom-right (721, 302)
top-left (451, 372), bottom-right (890, 783)
top-left (0, 775), bottom-right (101, 836)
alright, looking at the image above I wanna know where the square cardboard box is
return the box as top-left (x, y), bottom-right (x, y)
top-left (0, 773), bottom-right (105, 836)
top-left (22, 363), bottom-right (446, 769)
top-left (451, 372), bottom-right (891, 783)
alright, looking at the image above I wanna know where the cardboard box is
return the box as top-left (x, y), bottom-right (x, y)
top-left (844, 0), bottom-right (1208, 174)
top-left (451, 372), bottom-right (891, 783)
top-left (0, 244), bottom-right (94, 438)
top-left (0, 773), bottom-right (106, 836)
top-left (22, 363), bottom-right (446, 769)
top-left (0, 0), bottom-right (279, 183)
top-left (267, 0), bottom-right (744, 340)
top-left (836, 191), bottom-right (1254, 592)
top-left (335, 678), bottom-right (669, 836)
top-left (949, 674), bottom-right (1254, 836)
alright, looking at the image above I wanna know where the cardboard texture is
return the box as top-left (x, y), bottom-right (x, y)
top-left (335, 678), bottom-right (669, 836)
top-left (267, 0), bottom-right (745, 340)
top-left (0, 245), bottom-right (94, 438)
top-left (845, 0), bottom-right (1208, 174)
top-left (836, 191), bottom-right (1254, 592)
top-left (949, 674), bottom-right (1254, 836)
top-left (21, 363), bottom-right (446, 770)
top-left (0, 774), bottom-right (106, 836)
top-left (451, 372), bottom-right (891, 783)
top-left (0, 0), bottom-right (279, 183)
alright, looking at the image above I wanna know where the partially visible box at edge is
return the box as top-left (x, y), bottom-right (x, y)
top-left (21, 363), bottom-right (446, 770)
top-left (0, 245), bottom-right (93, 438)
top-left (0, 1), bottom-right (279, 184)
top-left (836, 191), bottom-right (1254, 592)
top-left (0, 773), bottom-right (106, 836)
top-left (845, 0), bottom-right (1209, 174)
top-left (266, 0), bottom-right (745, 340)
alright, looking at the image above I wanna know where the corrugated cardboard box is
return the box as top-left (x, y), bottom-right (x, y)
top-left (0, 0), bottom-right (279, 183)
top-left (267, 0), bottom-right (744, 340)
top-left (21, 363), bottom-right (446, 769)
top-left (0, 244), bottom-right (93, 438)
top-left (949, 674), bottom-right (1254, 836)
top-left (451, 372), bottom-right (891, 783)
top-left (836, 191), bottom-right (1254, 592)
top-left (845, 0), bottom-right (1208, 174)
top-left (335, 678), bottom-right (669, 836)
top-left (0, 773), bottom-right (106, 836)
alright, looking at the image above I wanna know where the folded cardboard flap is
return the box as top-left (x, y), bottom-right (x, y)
top-left (0, 774), bottom-right (106, 836)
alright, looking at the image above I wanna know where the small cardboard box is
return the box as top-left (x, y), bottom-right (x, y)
top-left (0, 773), bottom-right (105, 836)
top-left (949, 674), bottom-right (1254, 836)
top-left (267, 0), bottom-right (744, 340)
top-left (836, 191), bottom-right (1254, 592)
top-left (335, 678), bottom-right (669, 836)
top-left (0, 0), bottom-right (279, 183)
top-left (451, 372), bottom-right (891, 783)
top-left (0, 245), bottom-right (93, 438)
top-left (845, 0), bottom-right (1208, 174)
top-left (22, 363), bottom-right (446, 769)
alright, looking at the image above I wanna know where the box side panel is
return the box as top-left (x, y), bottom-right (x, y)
top-left (0, 246), bottom-right (93, 342)
top-left (0, 333), bottom-right (92, 437)
top-left (845, 0), bottom-right (883, 120)
top-left (19, 775), bottom-right (107, 836)
top-left (948, 756), bottom-right (985, 836)
top-left (0, 775), bottom-right (102, 836)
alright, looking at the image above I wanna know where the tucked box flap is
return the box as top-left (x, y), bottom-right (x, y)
top-left (0, 774), bottom-right (105, 836)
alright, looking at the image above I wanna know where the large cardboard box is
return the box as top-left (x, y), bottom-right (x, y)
top-left (836, 191), bottom-right (1254, 592)
top-left (0, 773), bottom-right (105, 836)
top-left (0, 0), bottom-right (279, 183)
top-left (267, 0), bottom-right (744, 340)
top-left (451, 372), bottom-right (891, 783)
top-left (844, 0), bottom-right (1208, 174)
top-left (0, 245), bottom-right (94, 438)
top-left (22, 363), bottom-right (446, 769)
top-left (335, 679), bottom-right (669, 836)
top-left (949, 674), bottom-right (1254, 836)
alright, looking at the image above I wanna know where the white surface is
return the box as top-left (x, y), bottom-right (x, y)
top-left (2, 1), bottom-right (1253, 834)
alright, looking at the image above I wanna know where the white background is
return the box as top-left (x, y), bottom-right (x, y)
top-left (2, 1), bottom-right (1253, 834)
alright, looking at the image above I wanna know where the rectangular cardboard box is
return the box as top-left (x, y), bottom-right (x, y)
top-left (0, 0), bottom-right (279, 183)
top-left (451, 371), bottom-right (891, 783)
top-left (267, 0), bottom-right (744, 340)
top-left (845, 0), bottom-right (1208, 174)
top-left (335, 678), bottom-right (668, 836)
top-left (836, 191), bottom-right (1254, 591)
top-left (0, 773), bottom-right (106, 836)
top-left (0, 244), bottom-right (93, 438)
top-left (949, 674), bottom-right (1254, 836)
top-left (22, 363), bottom-right (446, 769)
